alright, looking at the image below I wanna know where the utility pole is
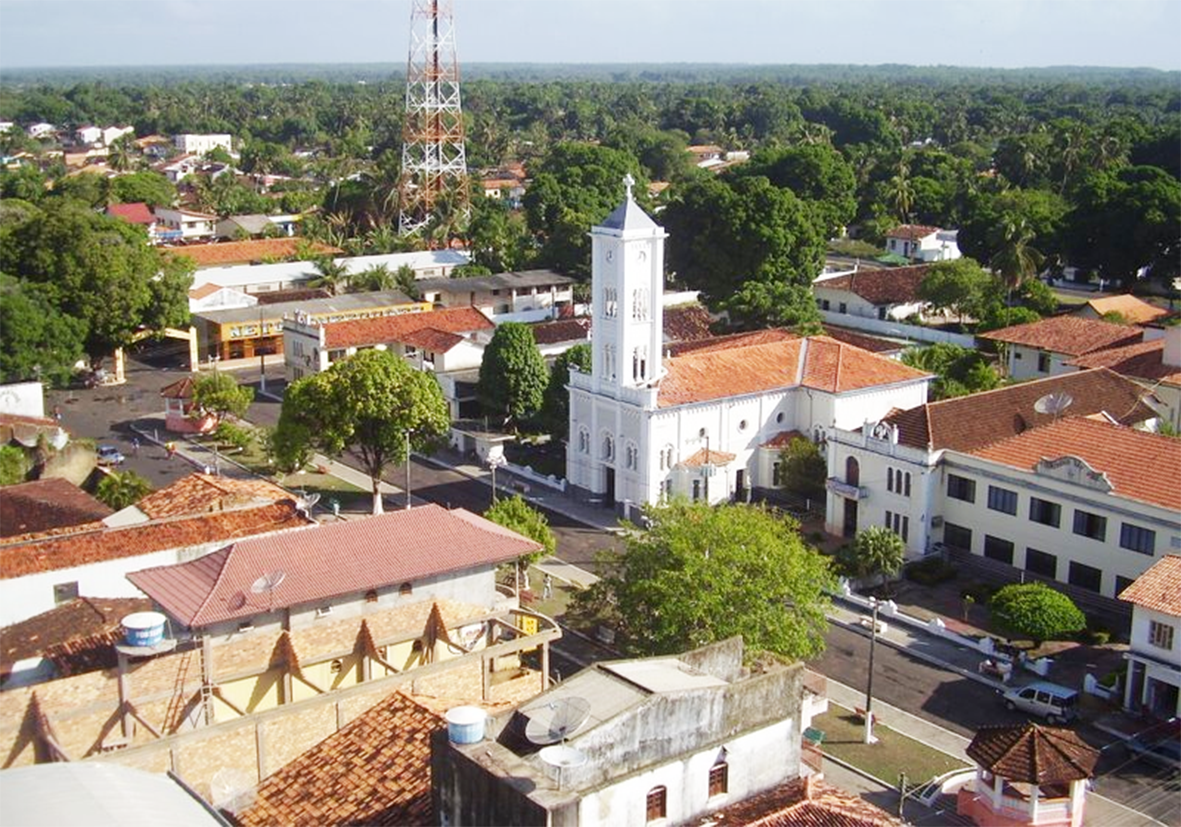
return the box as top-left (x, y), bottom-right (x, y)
top-left (864, 597), bottom-right (880, 744)
top-left (404, 429), bottom-right (414, 510)
top-left (398, 0), bottom-right (469, 238)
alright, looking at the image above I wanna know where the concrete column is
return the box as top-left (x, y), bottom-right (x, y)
top-left (481, 655), bottom-right (491, 701)
top-left (1069, 778), bottom-right (1085, 821)
top-left (1029, 784), bottom-right (1039, 821)
top-left (540, 642), bottom-right (550, 692)
top-left (992, 773), bottom-right (1004, 808)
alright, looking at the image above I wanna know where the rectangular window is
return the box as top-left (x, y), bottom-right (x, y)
top-left (838, 302), bottom-right (847, 314)
top-left (1072, 510), bottom-right (1107, 541)
top-left (885, 509), bottom-right (893, 528)
top-left (1037, 352), bottom-right (1051, 373)
top-left (1068, 561), bottom-right (1103, 593)
top-left (821, 299), bottom-right (830, 311)
top-left (987, 485), bottom-right (1018, 516)
top-left (1029, 497), bottom-right (1062, 528)
top-left (887, 468), bottom-right (894, 492)
top-left (904, 472), bottom-right (911, 497)
top-left (772, 462), bottom-right (781, 487)
top-left (943, 523), bottom-right (972, 551)
top-left (692, 479), bottom-right (701, 502)
top-left (1149, 620), bottom-right (1175, 650)
top-left (1120, 523), bottom-right (1156, 555)
top-left (1025, 548), bottom-right (1058, 579)
top-left (708, 762), bottom-right (728, 797)
top-left (983, 535), bottom-right (1015, 565)
top-left (901, 515), bottom-right (909, 543)
top-left (947, 474), bottom-right (976, 503)
top-left (53, 581), bottom-right (79, 605)
top-left (646, 786), bottom-right (667, 823)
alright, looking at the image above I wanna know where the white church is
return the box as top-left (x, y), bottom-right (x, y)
top-left (566, 177), bottom-right (934, 519)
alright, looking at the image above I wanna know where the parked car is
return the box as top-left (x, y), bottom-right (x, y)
top-left (96, 445), bottom-right (125, 466)
top-left (1001, 681), bottom-right (1080, 724)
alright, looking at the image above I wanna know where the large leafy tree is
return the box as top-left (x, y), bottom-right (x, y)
top-left (0, 199), bottom-right (192, 362)
top-left (539, 343), bottom-right (591, 439)
top-left (661, 175), bottom-right (825, 314)
top-left (477, 322), bottom-right (549, 429)
top-left (989, 583), bottom-right (1086, 646)
top-left (192, 371), bottom-right (255, 422)
top-left (578, 502), bottom-right (836, 659)
top-left (738, 143), bottom-right (857, 238)
top-left (484, 495), bottom-right (556, 590)
top-left (0, 279), bottom-right (88, 386)
top-left (109, 171), bottom-right (176, 208)
top-left (778, 437), bottom-right (826, 500)
top-left (273, 349), bottom-right (450, 514)
top-left (523, 142), bottom-right (646, 277)
top-left (901, 343), bottom-right (999, 400)
top-left (917, 258), bottom-right (995, 323)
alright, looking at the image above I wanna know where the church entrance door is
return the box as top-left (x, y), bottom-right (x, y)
top-left (842, 499), bottom-right (858, 537)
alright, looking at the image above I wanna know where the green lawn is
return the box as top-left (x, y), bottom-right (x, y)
top-left (280, 470), bottom-right (370, 510)
top-left (812, 705), bottom-right (968, 787)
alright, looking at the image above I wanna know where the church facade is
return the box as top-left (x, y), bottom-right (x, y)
top-left (566, 180), bottom-right (933, 519)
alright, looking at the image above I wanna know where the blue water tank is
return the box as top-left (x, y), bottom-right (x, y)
top-left (122, 612), bottom-right (167, 647)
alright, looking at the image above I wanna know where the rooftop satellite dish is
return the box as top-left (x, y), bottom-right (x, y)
top-left (1034, 392), bottom-right (1074, 420)
top-left (303, 492), bottom-right (321, 509)
top-left (539, 744), bottom-right (588, 791)
top-left (524, 697), bottom-right (592, 745)
top-left (251, 570), bottom-right (287, 594)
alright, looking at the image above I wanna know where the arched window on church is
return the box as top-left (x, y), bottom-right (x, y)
top-left (578, 427), bottom-right (590, 455)
top-left (625, 442), bottom-right (639, 470)
top-left (632, 345), bottom-right (648, 382)
top-left (632, 288), bottom-right (649, 321)
top-left (603, 343), bottom-right (616, 380)
top-left (602, 433), bottom-right (615, 462)
top-left (659, 444), bottom-right (675, 471)
top-left (603, 287), bottom-right (618, 318)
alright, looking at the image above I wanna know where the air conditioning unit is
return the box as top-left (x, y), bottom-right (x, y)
top-left (931, 516), bottom-right (944, 528)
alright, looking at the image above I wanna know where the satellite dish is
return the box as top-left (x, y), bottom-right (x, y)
top-left (210, 768), bottom-right (256, 814)
top-left (303, 492), bottom-right (321, 509)
top-left (539, 744), bottom-right (588, 791)
top-left (251, 570), bottom-right (287, 594)
top-left (524, 697), bottom-right (592, 745)
top-left (1034, 392), bottom-right (1073, 419)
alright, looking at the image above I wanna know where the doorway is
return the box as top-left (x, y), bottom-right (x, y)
top-left (735, 469), bottom-right (746, 501)
top-left (842, 499), bottom-right (858, 537)
top-left (604, 467), bottom-right (616, 507)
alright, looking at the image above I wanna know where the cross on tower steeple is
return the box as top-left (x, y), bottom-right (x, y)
top-left (623, 173), bottom-right (635, 201)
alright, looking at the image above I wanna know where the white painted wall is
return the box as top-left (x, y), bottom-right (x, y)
top-left (0, 380), bottom-right (45, 418)
top-left (813, 285), bottom-right (923, 322)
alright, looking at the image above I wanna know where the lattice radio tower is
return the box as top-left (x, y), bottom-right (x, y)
top-left (397, 0), bottom-right (469, 237)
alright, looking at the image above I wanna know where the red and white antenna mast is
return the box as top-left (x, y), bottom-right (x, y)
top-left (398, 0), bottom-right (469, 237)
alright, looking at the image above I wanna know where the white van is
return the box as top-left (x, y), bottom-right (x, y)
top-left (1001, 681), bottom-right (1079, 724)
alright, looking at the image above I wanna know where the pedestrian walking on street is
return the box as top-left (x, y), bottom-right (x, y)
top-left (131, 437), bottom-right (140, 456)
top-left (166, 441), bottom-right (175, 458)
top-left (543, 573), bottom-right (554, 600)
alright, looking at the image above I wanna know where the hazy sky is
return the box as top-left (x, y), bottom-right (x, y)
top-left (1, 0), bottom-right (1178, 71)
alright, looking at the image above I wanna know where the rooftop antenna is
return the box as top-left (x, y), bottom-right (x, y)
top-left (251, 569), bottom-right (287, 612)
top-left (1033, 392), bottom-right (1074, 421)
top-left (523, 697), bottom-right (592, 746)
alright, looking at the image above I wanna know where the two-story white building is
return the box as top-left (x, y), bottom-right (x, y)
top-left (566, 179), bottom-right (933, 518)
top-left (825, 371), bottom-right (1176, 605)
top-left (980, 315), bottom-right (1144, 381)
top-left (1118, 555), bottom-right (1181, 718)
top-left (152, 206), bottom-right (218, 242)
top-left (174, 133), bottom-right (233, 156)
top-left (885, 224), bottom-right (962, 262)
top-left (416, 269), bottom-right (575, 323)
top-left (812, 264), bottom-right (931, 322)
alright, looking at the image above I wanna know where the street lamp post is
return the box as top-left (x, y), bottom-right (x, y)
top-left (864, 597), bottom-right (880, 744)
top-left (488, 454), bottom-right (506, 506)
top-left (404, 429), bottom-right (414, 510)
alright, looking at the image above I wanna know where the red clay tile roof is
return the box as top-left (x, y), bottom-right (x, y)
top-left (187, 282), bottom-right (223, 300)
top-left (667, 328), bottom-right (798, 356)
top-left (159, 376), bottom-right (197, 399)
top-left (887, 224), bottom-right (941, 241)
top-left (979, 315), bottom-right (1144, 356)
top-left (106, 202), bottom-right (155, 225)
top-left (881, 368), bottom-right (1158, 452)
top-left (966, 416), bottom-right (1181, 511)
top-left (814, 264), bottom-right (932, 306)
top-left (236, 690), bottom-right (443, 827)
top-left (663, 304), bottom-right (715, 343)
top-left (658, 336), bottom-right (929, 409)
top-left (0, 502), bottom-right (307, 579)
top-left (1082, 295), bottom-right (1170, 325)
top-left (135, 474), bottom-right (293, 520)
top-left (529, 318), bottom-right (591, 346)
top-left (1, 596), bottom-right (152, 680)
top-left (0, 478), bottom-right (113, 539)
top-left (127, 505), bottom-right (541, 628)
top-left (165, 239), bottom-right (340, 268)
top-left (322, 307), bottom-right (494, 350)
top-left (399, 327), bottom-right (466, 353)
top-left (966, 724), bottom-right (1098, 785)
top-left (1066, 338), bottom-right (1181, 385)
top-left (699, 775), bottom-right (903, 826)
top-left (1119, 555), bottom-right (1181, 616)
top-left (761, 430), bottom-right (806, 448)
top-left (679, 447), bottom-right (738, 467)
top-left (822, 325), bottom-right (905, 354)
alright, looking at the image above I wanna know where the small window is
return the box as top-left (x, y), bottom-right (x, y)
top-left (943, 523), bottom-right (972, 551)
top-left (399, 582), bottom-right (413, 596)
top-left (838, 302), bottom-right (847, 314)
top-left (646, 786), bottom-right (667, 823)
top-left (738, 419), bottom-right (748, 432)
top-left (316, 605), bottom-right (333, 618)
top-left (238, 620), bottom-right (255, 633)
top-left (1120, 523), bottom-right (1156, 555)
top-left (365, 589), bottom-right (379, 603)
top-left (987, 485), bottom-right (1018, 516)
top-left (53, 581), bottom-right (79, 605)
top-left (708, 760), bottom-right (728, 797)
top-left (775, 411), bottom-right (785, 424)
top-left (1025, 547), bottom-right (1057, 578)
top-left (1072, 510), bottom-right (1107, 541)
top-left (947, 474), bottom-right (976, 503)
top-left (983, 535), bottom-right (1015, 565)
top-left (1149, 620), bottom-right (1175, 650)
top-left (1029, 497), bottom-right (1061, 528)
top-left (1068, 561), bottom-right (1103, 593)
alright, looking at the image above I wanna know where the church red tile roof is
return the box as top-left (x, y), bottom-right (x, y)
top-left (881, 369), bottom-right (1157, 452)
top-left (979, 315), bottom-right (1143, 356)
top-left (698, 774), bottom-right (902, 826)
top-left (0, 478), bottom-right (112, 539)
top-left (1118, 555), bottom-right (1181, 616)
top-left (966, 416), bottom-right (1181, 511)
top-left (679, 447), bottom-right (738, 467)
top-left (127, 505), bottom-right (540, 628)
top-left (966, 724), bottom-right (1098, 785)
top-left (322, 307), bottom-right (493, 349)
top-left (667, 328), bottom-right (797, 356)
top-left (236, 690), bottom-right (443, 827)
top-left (662, 304), bottom-right (714, 343)
top-left (815, 264), bottom-right (931, 305)
top-left (657, 336), bottom-right (929, 408)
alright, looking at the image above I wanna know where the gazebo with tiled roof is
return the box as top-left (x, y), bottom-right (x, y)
top-left (957, 723), bottom-right (1099, 827)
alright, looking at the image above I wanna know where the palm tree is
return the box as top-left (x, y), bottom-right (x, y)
top-left (309, 256), bottom-right (351, 296)
top-left (352, 264), bottom-right (394, 293)
top-left (990, 216), bottom-right (1045, 294)
top-left (107, 135), bottom-right (134, 172)
top-left (884, 162), bottom-right (915, 223)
